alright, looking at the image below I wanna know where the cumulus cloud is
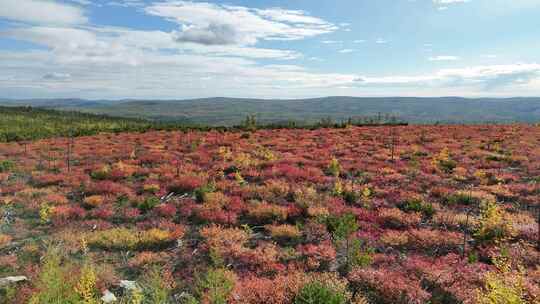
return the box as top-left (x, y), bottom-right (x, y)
top-left (0, 0), bottom-right (87, 25)
top-left (173, 23), bottom-right (240, 45)
top-left (0, 25), bottom-right (302, 62)
top-left (145, 1), bottom-right (337, 46)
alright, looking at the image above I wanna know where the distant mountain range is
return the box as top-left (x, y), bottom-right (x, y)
top-left (1, 97), bottom-right (539, 125)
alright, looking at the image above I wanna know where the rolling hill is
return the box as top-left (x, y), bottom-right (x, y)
top-left (2, 96), bottom-right (539, 125)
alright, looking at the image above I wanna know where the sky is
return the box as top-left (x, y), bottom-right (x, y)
top-left (1, 0), bottom-right (540, 99)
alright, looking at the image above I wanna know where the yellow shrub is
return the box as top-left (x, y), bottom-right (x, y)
top-left (39, 203), bottom-right (53, 224)
top-left (328, 157), bottom-right (341, 177)
top-left (307, 206), bottom-right (330, 218)
top-left (0, 234), bottom-right (12, 247)
top-left (264, 179), bottom-right (290, 200)
top-left (255, 146), bottom-right (277, 161)
top-left (143, 183), bottom-right (160, 194)
top-left (477, 256), bottom-right (527, 304)
top-left (266, 224), bottom-right (301, 241)
top-left (204, 191), bottom-right (230, 207)
top-left (139, 229), bottom-right (172, 248)
top-left (86, 228), bottom-right (174, 251)
top-left (432, 147), bottom-right (457, 173)
top-left (380, 230), bottom-right (409, 248)
top-left (248, 203), bottom-right (288, 222)
top-left (75, 264), bottom-right (98, 304)
top-left (234, 152), bottom-right (257, 169)
top-left (87, 228), bottom-right (138, 250)
top-left (332, 179), bottom-right (343, 196)
top-left (475, 201), bottom-right (515, 244)
top-left (293, 186), bottom-right (318, 209)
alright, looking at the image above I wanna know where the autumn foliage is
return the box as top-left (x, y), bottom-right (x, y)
top-left (0, 124), bottom-right (538, 303)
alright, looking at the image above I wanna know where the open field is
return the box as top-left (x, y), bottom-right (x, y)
top-left (0, 124), bottom-right (539, 303)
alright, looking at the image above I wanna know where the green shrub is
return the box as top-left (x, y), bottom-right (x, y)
top-left (0, 286), bottom-right (16, 304)
top-left (28, 247), bottom-right (80, 304)
top-left (142, 267), bottom-right (172, 304)
top-left (196, 268), bottom-right (236, 304)
top-left (294, 281), bottom-right (347, 304)
top-left (399, 197), bottom-right (435, 217)
top-left (138, 196), bottom-right (161, 212)
top-left (195, 183), bottom-right (216, 203)
top-left (342, 190), bottom-right (360, 205)
top-left (326, 213), bottom-right (359, 241)
top-left (0, 160), bottom-right (15, 173)
top-left (446, 192), bottom-right (481, 206)
top-left (347, 239), bottom-right (374, 270)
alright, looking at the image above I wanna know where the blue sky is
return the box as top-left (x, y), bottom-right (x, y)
top-left (1, 0), bottom-right (540, 99)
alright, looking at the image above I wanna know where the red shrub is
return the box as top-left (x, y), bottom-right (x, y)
top-left (120, 207), bottom-right (141, 220)
top-left (91, 207), bottom-right (115, 220)
top-left (51, 205), bottom-right (86, 225)
top-left (155, 203), bottom-right (177, 218)
top-left (349, 268), bottom-right (430, 304)
top-left (296, 241), bottom-right (336, 271)
top-left (167, 175), bottom-right (205, 193)
top-left (86, 180), bottom-right (131, 196)
top-left (32, 173), bottom-right (64, 187)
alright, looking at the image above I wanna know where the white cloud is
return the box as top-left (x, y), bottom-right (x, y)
top-left (375, 38), bottom-right (388, 44)
top-left (0, 0), bottom-right (87, 25)
top-left (0, 48), bottom-right (359, 98)
top-left (429, 55), bottom-right (460, 61)
top-left (339, 49), bottom-right (355, 53)
top-left (257, 8), bottom-right (331, 25)
top-left (0, 25), bottom-right (302, 61)
top-left (356, 63), bottom-right (540, 91)
top-left (145, 1), bottom-right (337, 46)
top-left (322, 40), bottom-right (341, 44)
top-left (172, 23), bottom-right (240, 45)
